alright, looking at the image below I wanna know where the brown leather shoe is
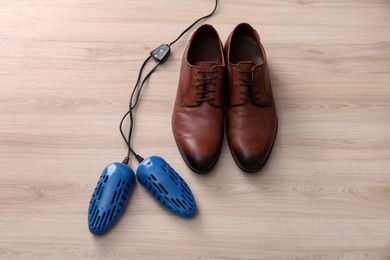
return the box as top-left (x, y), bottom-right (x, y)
top-left (225, 23), bottom-right (278, 172)
top-left (172, 24), bottom-right (225, 173)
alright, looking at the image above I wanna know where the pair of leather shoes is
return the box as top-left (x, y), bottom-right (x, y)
top-left (172, 23), bottom-right (277, 173)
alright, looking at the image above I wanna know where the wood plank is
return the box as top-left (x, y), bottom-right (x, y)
top-left (0, 0), bottom-right (389, 259)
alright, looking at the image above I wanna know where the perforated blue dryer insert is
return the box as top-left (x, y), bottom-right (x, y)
top-left (136, 156), bottom-right (197, 217)
top-left (88, 163), bottom-right (136, 235)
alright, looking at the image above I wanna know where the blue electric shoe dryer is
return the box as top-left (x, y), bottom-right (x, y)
top-left (88, 163), bottom-right (136, 235)
top-left (88, 157), bottom-right (197, 235)
top-left (137, 156), bottom-right (196, 218)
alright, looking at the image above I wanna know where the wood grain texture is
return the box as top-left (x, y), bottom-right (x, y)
top-left (0, 0), bottom-right (389, 259)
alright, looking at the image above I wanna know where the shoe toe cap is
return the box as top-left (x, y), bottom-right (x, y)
top-left (229, 133), bottom-right (276, 173)
top-left (186, 153), bottom-right (218, 173)
top-left (175, 135), bottom-right (222, 174)
top-left (233, 148), bottom-right (270, 172)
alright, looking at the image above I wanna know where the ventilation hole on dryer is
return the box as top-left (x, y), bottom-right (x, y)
top-left (95, 216), bottom-right (101, 228)
top-left (176, 199), bottom-right (185, 209)
top-left (161, 165), bottom-right (168, 172)
top-left (91, 209), bottom-right (98, 225)
top-left (165, 200), bottom-right (174, 209)
top-left (109, 207), bottom-right (116, 221)
top-left (98, 187), bottom-right (104, 200)
top-left (119, 202), bottom-right (124, 207)
top-left (91, 205), bottom-right (98, 216)
top-left (181, 187), bottom-right (192, 198)
top-left (152, 182), bottom-right (163, 194)
top-left (95, 182), bottom-right (103, 196)
top-left (117, 180), bottom-right (122, 187)
top-left (92, 211), bottom-right (99, 226)
top-left (170, 199), bottom-right (180, 208)
top-left (158, 183), bottom-right (169, 194)
top-left (150, 174), bottom-right (157, 181)
top-left (170, 169), bottom-right (181, 180)
top-left (168, 174), bottom-right (178, 184)
top-left (100, 212), bottom-right (106, 226)
top-left (116, 189), bottom-right (122, 202)
top-left (103, 210), bottom-right (110, 227)
top-left (111, 191), bottom-right (117, 205)
top-left (182, 193), bottom-right (194, 204)
top-left (88, 206), bottom-right (95, 220)
top-left (169, 172), bottom-right (179, 181)
top-left (90, 200), bottom-right (96, 211)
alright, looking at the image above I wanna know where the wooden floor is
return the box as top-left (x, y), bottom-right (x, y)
top-left (0, 0), bottom-right (389, 259)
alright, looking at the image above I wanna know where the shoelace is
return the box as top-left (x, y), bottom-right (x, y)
top-left (196, 69), bottom-right (218, 102)
top-left (238, 70), bottom-right (260, 101)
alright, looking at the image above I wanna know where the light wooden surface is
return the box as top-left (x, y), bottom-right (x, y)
top-left (0, 0), bottom-right (389, 259)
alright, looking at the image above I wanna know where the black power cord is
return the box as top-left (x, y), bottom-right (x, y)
top-left (120, 0), bottom-right (218, 165)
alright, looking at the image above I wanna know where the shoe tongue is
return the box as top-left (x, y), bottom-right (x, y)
top-left (195, 61), bottom-right (218, 71)
top-left (236, 61), bottom-right (257, 71)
